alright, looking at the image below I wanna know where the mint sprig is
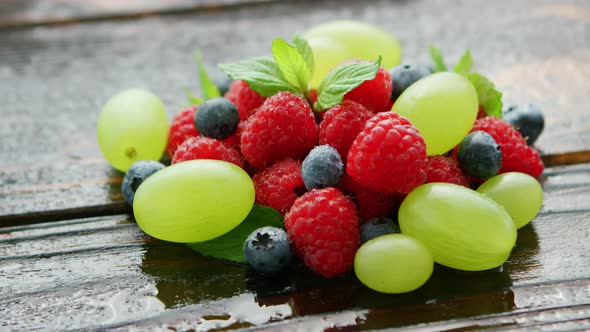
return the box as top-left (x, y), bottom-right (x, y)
top-left (429, 46), bottom-right (503, 117)
top-left (187, 204), bottom-right (284, 263)
top-left (314, 57), bottom-right (382, 111)
top-left (219, 56), bottom-right (299, 97)
top-left (220, 37), bottom-right (380, 112)
top-left (272, 38), bottom-right (313, 93)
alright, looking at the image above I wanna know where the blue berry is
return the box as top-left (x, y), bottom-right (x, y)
top-left (243, 226), bottom-right (292, 275)
top-left (216, 76), bottom-right (233, 96)
top-left (389, 64), bottom-right (431, 101)
top-left (194, 97), bottom-right (239, 140)
top-left (360, 217), bottom-right (400, 244)
top-left (121, 160), bottom-right (165, 206)
top-left (457, 131), bottom-right (502, 179)
top-left (503, 104), bottom-right (544, 145)
top-left (301, 145), bottom-right (344, 191)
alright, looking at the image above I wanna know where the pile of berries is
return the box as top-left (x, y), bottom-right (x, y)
top-left (134, 61), bottom-right (544, 278)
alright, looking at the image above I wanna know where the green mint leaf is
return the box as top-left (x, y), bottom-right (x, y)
top-left (186, 204), bottom-right (284, 263)
top-left (314, 57), bottom-right (382, 111)
top-left (293, 34), bottom-right (315, 80)
top-left (272, 38), bottom-right (311, 93)
top-left (453, 49), bottom-right (473, 75)
top-left (466, 72), bottom-right (503, 117)
top-left (195, 50), bottom-right (221, 99)
top-left (429, 45), bottom-right (448, 72)
top-left (186, 89), bottom-right (204, 105)
top-left (219, 56), bottom-right (299, 97)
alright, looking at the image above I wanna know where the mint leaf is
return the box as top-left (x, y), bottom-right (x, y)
top-left (466, 72), bottom-right (503, 117)
top-left (186, 90), bottom-right (204, 105)
top-left (195, 50), bottom-right (221, 99)
top-left (454, 49), bottom-right (473, 75)
top-left (293, 35), bottom-right (315, 81)
top-left (186, 204), bottom-right (284, 263)
top-left (429, 45), bottom-right (448, 72)
top-left (219, 57), bottom-right (299, 97)
top-left (272, 38), bottom-right (311, 93)
top-left (314, 57), bottom-right (381, 111)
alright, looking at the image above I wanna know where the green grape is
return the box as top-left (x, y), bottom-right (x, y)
top-left (97, 88), bottom-right (169, 172)
top-left (133, 159), bottom-right (255, 243)
top-left (392, 72), bottom-right (478, 155)
top-left (304, 20), bottom-right (402, 88)
top-left (354, 234), bottom-right (433, 294)
top-left (477, 172), bottom-right (543, 229)
top-left (399, 183), bottom-right (516, 271)
top-left (306, 37), bottom-right (354, 89)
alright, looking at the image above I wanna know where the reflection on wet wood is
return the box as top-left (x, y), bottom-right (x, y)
top-left (1, 163), bottom-right (589, 330)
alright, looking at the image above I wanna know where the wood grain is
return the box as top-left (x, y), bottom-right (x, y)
top-left (1, 163), bottom-right (589, 330)
top-left (0, 0), bottom-right (589, 222)
top-left (0, 0), bottom-right (281, 30)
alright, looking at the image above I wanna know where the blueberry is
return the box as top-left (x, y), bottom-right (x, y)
top-left (195, 97), bottom-right (239, 140)
top-left (389, 64), bottom-right (432, 101)
top-left (502, 104), bottom-right (544, 145)
top-left (215, 76), bottom-right (233, 96)
top-left (458, 131), bottom-right (502, 179)
top-left (360, 217), bottom-right (400, 244)
top-left (301, 145), bottom-right (344, 191)
top-left (121, 160), bottom-right (165, 206)
top-left (243, 226), bottom-right (292, 275)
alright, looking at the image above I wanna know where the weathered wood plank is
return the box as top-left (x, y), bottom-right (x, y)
top-left (0, 0), bottom-right (281, 30)
top-left (1, 163), bottom-right (588, 330)
top-left (1, 0), bottom-right (589, 222)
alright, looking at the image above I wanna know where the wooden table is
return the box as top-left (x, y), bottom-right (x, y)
top-left (1, 0), bottom-right (589, 330)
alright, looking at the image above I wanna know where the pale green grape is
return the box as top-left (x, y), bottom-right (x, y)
top-left (354, 234), bottom-right (433, 294)
top-left (133, 159), bottom-right (255, 243)
top-left (392, 72), bottom-right (478, 155)
top-left (399, 183), bottom-right (516, 271)
top-left (304, 20), bottom-right (402, 88)
top-left (477, 172), bottom-right (543, 229)
top-left (97, 88), bottom-right (169, 172)
top-left (306, 37), bottom-right (354, 89)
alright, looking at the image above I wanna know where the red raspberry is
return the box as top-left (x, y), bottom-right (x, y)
top-left (222, 120), bottom-right (246, 149)
top-left (476, 105), bottom-right (487, 119)
top-left (172, 136), bottom-right (243, 168)
top-left (166, 106), bottom-right (199, 157)
top-left (425, 156), bottom-right (470, 187)
top-left (252, 159), bottom-right (304, 214)
top-left (343, 63), bottom-right (392, 113)
top-left (285, 188), bottom-right (359, 277)
top-left (338, 174), bottom-right (395, 221)
top-left (224, 80), bottom-right (266, 121)
top-left (240, 92), bottom-right (319, 169)
top-left (472, 117), bottom-right (544, 178)
top-left (319, 101), bottom-right (373, 162)
top-left (347, 112), bottom-right (427, 193)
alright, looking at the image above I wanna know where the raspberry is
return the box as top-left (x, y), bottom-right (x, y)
top-left (224, 80), bottom-right (266, 121)
top-left (347, 112), bottom-right (428, 193)
top-left (285, 188), bottom-right (359, 277)
top-left (222, 120), bottom-right (246, 149)
top-left (472, 117), bottom-right (544, 178)
top-left (476, 105), bottom-right (487, 119)
top-left (240, 92), bottom-right (319, 169)
top-left (343, 63), bottom-right (392, 113)
top-left (319, 101), bottom-right (373, 162)
top-left (172, 136), bottom-right (243, 168)
top-left (252, 159), bottom-right (304, 214)
top-left (338, 174), bottom-right (396, 221)
top-left (166, 106), bottom-right (199, 157)
top-left (425, 156), bottom-right (470, 187)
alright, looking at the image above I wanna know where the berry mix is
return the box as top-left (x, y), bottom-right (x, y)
top-left (97, 21), bottom-right (545, 294)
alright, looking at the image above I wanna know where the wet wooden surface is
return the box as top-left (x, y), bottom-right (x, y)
top-left (1, 163), bottom-right (589, 330)
top-left (1, 0), bottom-right (590, 330)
